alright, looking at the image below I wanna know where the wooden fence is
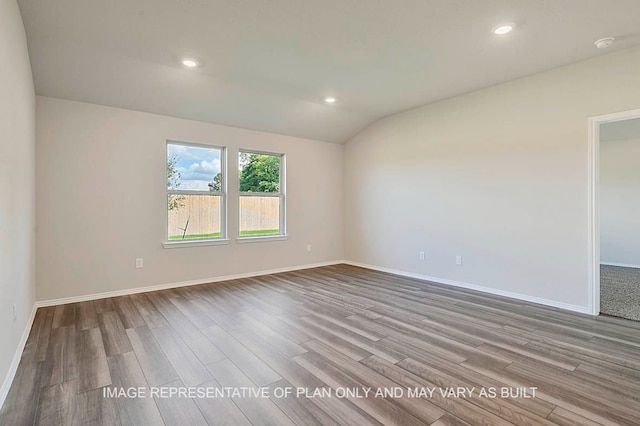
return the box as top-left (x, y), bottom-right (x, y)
top-left (168, 195), bottom-right (279, 237)
top-left (239, 196), bottom-right (279, 233)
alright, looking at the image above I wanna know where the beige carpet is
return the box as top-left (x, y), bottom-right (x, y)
top-left (600, 265), bottom-right (640, 321)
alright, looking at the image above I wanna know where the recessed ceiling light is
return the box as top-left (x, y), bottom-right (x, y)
top-left (594, 37), bottom-right (615, 49)
top-left (492, 24), bottom-right (514, 35)
top-left (324, 97), bottom-right (336, 103)
top-left (181, 58), bottom-right (199, 68)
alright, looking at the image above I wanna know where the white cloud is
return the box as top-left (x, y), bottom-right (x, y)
top-left (169, 144), bottom-right (219, 159)
top-left (179, 159), bottom-right (220, 180)
top-left (167, 144), bottom-right (187, 156)
top-left (175, 159), bottom-right (221, 191)
top-left (169, 144), bottom-right (221, 191)
top-left (189, 159), bottom-right (220, 173)
top-left (177, 180), bottom-right (212, 191)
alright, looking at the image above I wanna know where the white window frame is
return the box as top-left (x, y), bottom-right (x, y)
top-left (237, 149), bottom-right (287, 243)
top-left (163, 140), bottom-right (229, 249)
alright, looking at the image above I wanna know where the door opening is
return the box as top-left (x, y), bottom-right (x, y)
top-left (588, 108), bottom-right (640, 317)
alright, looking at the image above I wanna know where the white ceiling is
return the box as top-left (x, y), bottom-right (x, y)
top-left (18, 0), bottom-right (640, 143)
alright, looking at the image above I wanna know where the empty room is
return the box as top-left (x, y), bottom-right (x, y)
top-left (1, 0), bottom-right (640, 424)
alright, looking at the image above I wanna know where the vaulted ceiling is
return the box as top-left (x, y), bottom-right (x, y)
top-left (18, 0), bottom-right (640, 143)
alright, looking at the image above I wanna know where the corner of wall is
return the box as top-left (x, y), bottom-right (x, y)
top-left (0, 0), bottom-right (37, 411)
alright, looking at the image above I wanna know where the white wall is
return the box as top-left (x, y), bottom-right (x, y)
top-left (36, 97), bottom-right (343, 301)
top-left (0, 0), bottom-right (36, 399)
top-left (600, 132), bottom-right (640, 268)
top-left (344, 46), bottom-right (640, 311)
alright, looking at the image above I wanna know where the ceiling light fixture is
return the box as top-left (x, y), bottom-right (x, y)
top-left (594, 37), bottom-right (615, 49)
top-left (181, 58), bottom-right (199, 68)
top-left (492, 24), bottom-right (514, 35)
top-left (324, 97), bottom-right (336, 103)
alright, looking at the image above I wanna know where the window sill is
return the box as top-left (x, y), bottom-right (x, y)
top-left (236, 234), bottom-right (288, 244)
top-left (163, 239), bottom-right (230, 249)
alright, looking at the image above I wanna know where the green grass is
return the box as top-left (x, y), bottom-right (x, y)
top-left (169, 229), bottom-right (279, 240)
top-left (240, 229), bottom-right (279, 236)
top-left (169, 232), bottom-right (221, 240)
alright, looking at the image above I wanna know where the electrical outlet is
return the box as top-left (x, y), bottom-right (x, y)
top-left (13, 304), bottom-right (17, 322)
top-left (419, 251), bottom-right (425, 260)
top-left (456, 256), bottom-right (463, 265)
top-left (136, 258), bottom-right (144, 269)
top-left (307, 244), bottom-right (312, 253)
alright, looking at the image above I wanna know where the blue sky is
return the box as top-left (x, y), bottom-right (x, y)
top-left (167, 143), bottom-right (221, 190)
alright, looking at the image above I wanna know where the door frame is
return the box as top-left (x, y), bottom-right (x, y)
top-left (588, 107), bottom-right (640, 315)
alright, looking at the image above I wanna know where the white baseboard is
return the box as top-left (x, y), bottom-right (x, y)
top-left (0, 303), bottom-right (38, 410)
top-left (35, 260), bottom-right (343, 308)
top-left (344, 261), bottom-right (591, 315)
top-left (601, 262), bottom-right (640, 269)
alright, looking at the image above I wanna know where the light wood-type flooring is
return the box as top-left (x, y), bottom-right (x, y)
top-left (1, 264), bottom-right (639, 425)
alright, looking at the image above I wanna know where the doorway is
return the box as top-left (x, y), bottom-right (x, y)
top-left (588, 108), bottom-right (640, 319)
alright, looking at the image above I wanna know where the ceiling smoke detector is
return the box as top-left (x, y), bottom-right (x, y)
top-left (594, 37), bottom-right (615, 49)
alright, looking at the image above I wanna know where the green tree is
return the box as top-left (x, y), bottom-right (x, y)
top-left (239, 154), bottom-right (280, 192)
top-left (208, 173), bottom-right (222, 192)
top-left (167, 155), bottom-right (184, 210)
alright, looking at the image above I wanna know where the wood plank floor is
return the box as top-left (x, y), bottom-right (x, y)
top-left (2, 264), bottom-right (640, 425)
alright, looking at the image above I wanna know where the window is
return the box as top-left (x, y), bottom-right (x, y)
top-left (166, 142), bottom-right (226, 244)
top-left (238, 150), bottom-right (285, 239)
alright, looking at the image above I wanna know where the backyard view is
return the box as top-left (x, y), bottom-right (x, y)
top-left (238, 150), bottom-right (282, 237)
top-left (167, 144), bottom-right (282, 240)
